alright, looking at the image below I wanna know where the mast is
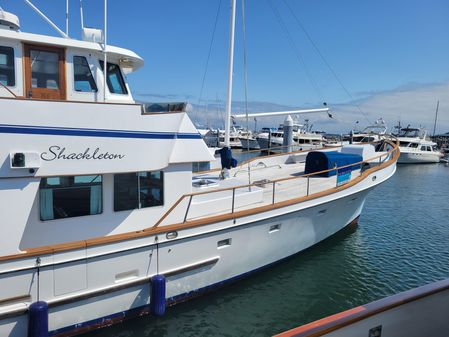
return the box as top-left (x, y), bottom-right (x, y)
top-left (224, 0), bottom-right (237, 148)
top-left (433, 100), bottom-right (439, 137)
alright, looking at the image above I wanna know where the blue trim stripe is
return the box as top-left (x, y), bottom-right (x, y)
top-left (0, 124), bottom-right (201, 140)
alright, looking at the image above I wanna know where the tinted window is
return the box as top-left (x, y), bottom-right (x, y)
top-left (74, 56), bottom-right (98, 92)
top-left (39, 175), bottom-right (102, 221)
top-left (30, 49), bottom-right (60, 89)
top-left (99, 60), bottom-right (128, 95)
top-left (0, 46), bottom-right (15, 86)
top-left (114, 171), bottom-right (164, 211)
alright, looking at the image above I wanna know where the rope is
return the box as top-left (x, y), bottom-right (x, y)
top-left (196, 0), bottom-right (223, 124)
top-left (281, 0), bottom-right (370, 124)
top-left (267, 0), bottom-right (326, 105)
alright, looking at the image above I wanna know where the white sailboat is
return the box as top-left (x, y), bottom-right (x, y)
top-left (0, 2), bottom-right (399, 336)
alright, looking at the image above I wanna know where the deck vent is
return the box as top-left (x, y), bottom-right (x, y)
top-left (0, 11), bottom-right (20, 31)
top-left (217, 238), bottom-right (232, 249)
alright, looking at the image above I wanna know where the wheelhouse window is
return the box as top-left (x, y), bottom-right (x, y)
top-left (114, 171), bottom-right (164, 211)
top-left (74, 56), bottom-right (98, 92)
top-left (39, 175), bottom-right (102, 221)
top-left (0, 46), bottom-right (15, 86)
top-left (30, 49), bottom-right (60, 89)
top-left (99, 60), bottom-right (128, 95)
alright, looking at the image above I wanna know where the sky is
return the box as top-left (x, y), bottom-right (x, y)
top-left (1, 0), bottom-right (449, 134)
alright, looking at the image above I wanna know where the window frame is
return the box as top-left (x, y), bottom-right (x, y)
top-left (73, 55), bottom-right (98, 93)
top-left (39, 175), bottom-right (103, 221)
top-left (113, 171), bottom-right (164, 212)
top-left (24, 44), bottom-right (66, 100)
top-left (0, 46), bottom-right (16, 87)
top-left (99, 60), bottom-right (128, 95)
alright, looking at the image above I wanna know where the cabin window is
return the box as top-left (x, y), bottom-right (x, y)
top-left (114, 171), bottom-right (164, 211)
top-left (0, 46), bottom-right (15, 86)
top-left (39, 175), bottom-right (102, 221)
top-left (74, 56), bottom-right (98, 92)
top-left (99, 60), bottom-right (128, 95)
top-left (30, 50), bottom-right (60, 89)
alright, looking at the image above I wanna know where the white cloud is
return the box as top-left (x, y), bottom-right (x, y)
top-left (189, 81), bottom-right (449, 135)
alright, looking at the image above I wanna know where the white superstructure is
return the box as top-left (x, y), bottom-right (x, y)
top-left (0, 5), bottom-right (399, 336)
top-left (396, 127), bottom-right (443, 164)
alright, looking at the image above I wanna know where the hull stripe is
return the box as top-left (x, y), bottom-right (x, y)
top-left (0, 124), bottom-right (201, 140)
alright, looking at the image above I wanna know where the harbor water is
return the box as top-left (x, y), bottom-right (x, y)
top-left (87, 163), bottom-right (449, 337)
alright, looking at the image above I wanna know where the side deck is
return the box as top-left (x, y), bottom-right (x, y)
top-left (156, 142), bottom-right (397, 226)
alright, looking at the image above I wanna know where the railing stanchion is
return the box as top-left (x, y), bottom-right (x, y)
top-left (272, 181), bottom-right (276, 204)
top-left (307, 176), bottom-right (310, 196)
top-left (231, 188), bottom-right (236, 213)
top-left (183, 195), bottom-right (193, 223)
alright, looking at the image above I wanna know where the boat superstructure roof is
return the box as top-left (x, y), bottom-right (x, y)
top-left (0, 27), bottom-right (144, 73)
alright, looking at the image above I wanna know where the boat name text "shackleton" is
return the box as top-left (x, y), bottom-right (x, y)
top-left (41, 146), bottom-right (126, 161)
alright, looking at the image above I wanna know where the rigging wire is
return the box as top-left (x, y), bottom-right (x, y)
top-left (281, 0), bottom-right (370, 124)
top-left (196, 0), bottom-right (223, 125)
top-left (266, 0), bottom-right (326, 106)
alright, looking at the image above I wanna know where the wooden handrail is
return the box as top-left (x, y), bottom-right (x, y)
top-left (275, 277), bottom-right (449, 337)
top-left (152, 140), bottom-right (398, 228)
top-left (0, 82), bottom-right (17, 98)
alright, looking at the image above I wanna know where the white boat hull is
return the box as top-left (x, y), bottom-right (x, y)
top-left (239, 137), bottom-right (260, 150)
top-left (0, 159), bottom-right (396, 336)
top-left (398, 151), bottom-right (442, 164)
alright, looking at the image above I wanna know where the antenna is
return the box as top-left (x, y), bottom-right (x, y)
top-left (66, 0), bottom-right (69, 36)
top-left (24, 0), bottom-right (69, 38)
top-left (80, 0), bottom-right (84, 29)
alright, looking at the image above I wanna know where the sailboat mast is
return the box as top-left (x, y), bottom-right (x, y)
top-left (224, 0), bottom-right (237, 148)
top-left (432, 100), bottom-right (439, 137)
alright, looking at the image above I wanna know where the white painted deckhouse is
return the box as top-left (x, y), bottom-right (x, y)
top-left (0, 4), bottom-right (399, 336)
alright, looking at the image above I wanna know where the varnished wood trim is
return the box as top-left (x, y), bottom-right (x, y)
top-left (24, 44), bottom-right (67, 101)
top-left (0, 144), bottom-right (399, 262)
top-left (274, 277), bottom-right (449, 337)
top-left (0, 82), bottom-right (17, 98)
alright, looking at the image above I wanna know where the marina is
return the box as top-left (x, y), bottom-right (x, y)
top-left (0, 1), bottom-right (448, 336)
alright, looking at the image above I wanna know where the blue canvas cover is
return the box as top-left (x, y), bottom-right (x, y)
top-left (304, 151), bottom-right (363, 177)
